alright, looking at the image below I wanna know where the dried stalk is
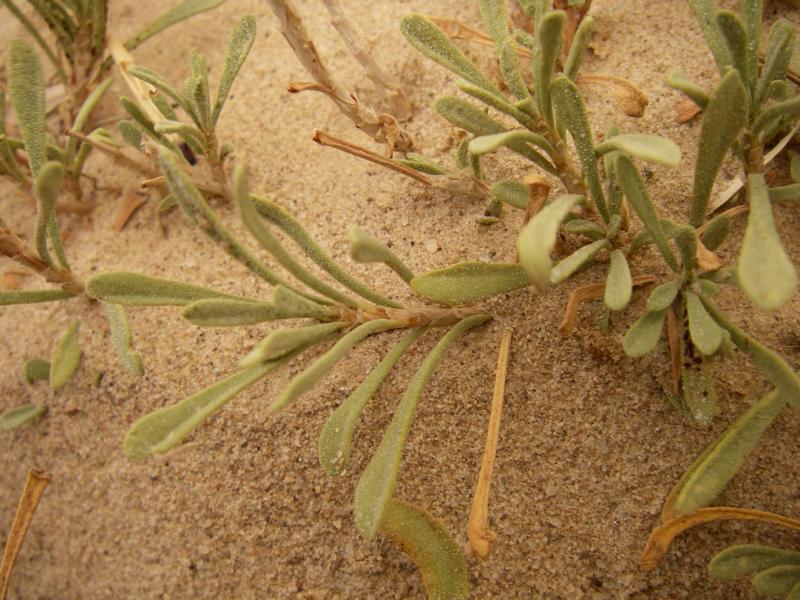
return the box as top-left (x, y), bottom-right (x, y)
top-left (0, 470), bottom-right (51, 600)
top-left (268, 0), bottom-right (412, 153)
top-left (467, 329), bottom-right (512, 559)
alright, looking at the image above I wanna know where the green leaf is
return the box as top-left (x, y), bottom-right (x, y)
top-left (268, 319), bottom-right (405, 415)
top-left (491, 180), bottom-right (528, 209)
top-left (686, 291), bottom-right (723, 355)
top-left (550, 239), bottom-right (608, 284)
top-left (86, 271), bottom-right (238, 306)
top-left (687, 0), bottom-right (733, 71)
top-left (738, 174), bottom-right (797, 310)
top-left (564, 15), bottom-right (593, 80)
top-left (252, 195), bottom-right (401, 308)
top-left (739, 0), bottom-right (763, 93)
top-left (666, 70), bottom-right (709, 109)
top-left (756, 19), bottom-right (796, 106)
top-left (241, 322), bottom-right (347, 367)
top-left (534, 11), bottom-right (565, 129)
top-left (710, 544), bottom-right (800, 580)
top-left (2, 0), bottom-right (67, 86)
top-left (8, 38), bottom-right (46, 177)
top-left (154, 120), bottom-right (205, 147)
top-left (318, 329), bottom-right (424, 475)
top-left (33, 161), bottom-right (66, 269)
top-left (118, 120), bottom-right (143, 149)
top-left (716, 11), bottom-right (748, 84)
top-left (605, 249), bottom-right (632, 311)
top-left (645, 280), bottom-right (680, 312)
top-left (752, 95), bottom-right (800, 136)
top-left (753, 565), bottom-right (800, 597)
top-left (595, 134), bottom-right (681, 167)
top-left (517, 194), bottom-right (583, 290)
top-left (354, 315), bottom-right (490, 539)
top-left (65, 77), bottom-right (113, 166)
top-left (395, 154), bottom-right (447, 176)
top-left (348, 226), bottom-right (414, 283)
top-left (400, 14), bottom-right (501, 97)
top-left (622, 310), bottom-right (666, 358)
top-left (563, 219), bottom-right (605, 239)
top-left (182, 299), bottom-right (288, 327)
top-left (378, 499), bottom-right (469, 600)
top-left (479, 0), bottom-right (529, 101)
top-left (212, 15), bottom-right (255, 125)
top-left (551, 76), bottom-right (608, 221)
top-left (469, 130), bottom-right (556, 160)
top-left (128, 66), bottom-right (193, 115)
top-left (123, 360), bottom-right (283, 459)
top-left (0, 404), bottom-right (47, 430)
top-left (614, 155), bottom-right (678, 270)
top-left (769, 184), bottom-right (800, 203)
top-left (700, 214), bottom-right (731, 250)
top-left (0, 289), bottom-right (75, 305)
top-left (456, 81), bottom-right (539, 132)
top-left (689, 69), bottom-right (748, 227)
top-left (411, 262), bottom-right (530, 305)
top-left (674, 387), bottom-right (785, 515)
top-left (271, 285), bottom-right (336, 320)
top-left (104, 302), bottom-right (144, 375)
top-left (24, 359), bottom-right (50, 383)
top-left (124, 0), bottom-right (226, 51)
top-left (50, 321), bottom-right (81, 390)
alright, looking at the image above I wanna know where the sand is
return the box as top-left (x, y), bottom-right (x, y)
top-left (1, 0), bottom-right (799, 598)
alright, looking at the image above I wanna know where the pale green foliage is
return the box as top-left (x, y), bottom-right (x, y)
top-left (104, 303), bottom-right (144, 376)
top-left (23, 359), bottom-right (50, 383)
top-left (604, 250), bottom-right (632, 311)
top-left (0, 404), bottom-right (47, 430)
top-left (623, 310), bottom-right (666, 358)
top-left (411, 262), bottom-right (530, 305)
top-left (710, 545), bottom-right (800, 580)
top-left (8, 38), bottom-right (46, 177)
top-left (49, 321), bottom-right (81, 390)
top-left (348, 226), bottom-right (414, 283)
top-left (550, 239), bottom-right (608, 284)
top-left (686, 291), bottom-right (723, 356)
top-left (87, 272), bottom-right (237, 305)
top-left (594, 134), bottom-right (682, 168)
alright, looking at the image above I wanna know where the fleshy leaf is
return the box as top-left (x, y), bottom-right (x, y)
top-left (318, 329), bottom-right (424, 475)
top-left (686, 0), bottom-right (733, 71)
top-left (469, 131), bottom-right (556, 160)
top-left (478, 0), bottom-right (529, 101)
top-left (354, 315), bottom-right (490, 539)
top-left (622, 310), bottom-right (666, 358)
top-left (378, 498), bottom-right (469, 600)
top-left (564, 15), bottom-right (593, 80)
top-left (550, 239), bottom-right (608, 284)
top-left (605, 249), bottom-right (632, 311)
top-left (686, 291), bottom-right (723, 355)
top-left (87, 271), bottom-right (238, 306)
top-left (595, 134), bottom-right (681, 167)
top-left (645, 281), bottom-right (680, 312)
top-left (534, 11), bottom-right (565, 129)
top-left (212, 15), bottom-right (256, 125)
top-left (0, 290), bottom-right (75, 305)
top-left (241, 322), bottom-right (347, 367)
top-left (700, 214), bottom-right (731, 250)
top-left (689, 69), bottom-right (748, 227)
top-left (24, 359), bottom-right (50, 383)
top-left (125, 0), bottom-right (226, 51)
top-left (348, 226), bottom-right (414, 283)
top-left (666, 70), bottom-right (709, 109)
top-left (104, 303), bottom-right (144, 375)
top-left (0, 404), bottom-right (47, 430)
top-left (716, 11), bottom-right (748, 83)
top-left (756, 19), bottom-right (796, 106)
top-left (674, 387), bottom-right (785, 515)
top-left (8, 38), bottom-right (46, 177)
top-left (401, 14), bottom-right (501, 97)
top-left (491, 180), bottom-right (528, 209)
top-left (411, 262), bottom-right (530, 305)
top-left (517, 195), bottom-right (583, 290)
top-left (710, 544), bottom-right (800, 581)
top-left (50, 321), bottom-right (81, 390)
top-left (738, 174), bottom-right (797, 310)
top-left (182, 299), bottom-right (287, 327)
top-left (753, 565), bottom-right (800, 597)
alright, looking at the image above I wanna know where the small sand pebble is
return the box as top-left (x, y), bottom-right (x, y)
top-left (424, 239), bottom-right (439, 253)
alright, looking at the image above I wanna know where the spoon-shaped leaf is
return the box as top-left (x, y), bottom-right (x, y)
top-left (411, 262), bottom-right (530, 305)
top-left (674, 387), bottom-right (785, 515)
top-left (401, 14), bottom-right (501, 97)
top-left (689, 69), bottom-right (748, 227)
top-left (756, 19), bottom-right (796, 106)
top-left (0, 404), bottom-right (47, 430)
top-left (646, 281), bottom-right (680, 312)
top-left (623, 310), bottom-right (666, 358)
top-left (23, 359), bottom-right (50, 383)
top-left (517, 194), bottom-right (583, 290)
top-left (8, 38), bottom-right (46, 177)
top-left (687, 0), bottom-right (733, 71)
top-left (268, 319), bottom-right (405, 415)
top-left (686, 291), bottom-right (723, 355)
top-left (550, 239), bottom-right (608, 284)
top-left (182, 299), bottom-right (287, 327)
top-left (491, 180), bottom-right (528, 209)
top-left (124, 359), bottom-right (290, 459)
top-left (378, 498), bottom-right (469, 600)
top-left (710, 544), bottom-right (800, 580)
top-left (535, 11), bottom-right (565, 129)
top-left (551, 75), bottom-right (608, 221)
top-left (354, 315), bottom-right (490, 539)
top-left (716, 11), bottom-right (748, 84)
top-left (348, 226), bottom-right (414, 283)
top-left (212, 15), bottom-right (256, 125)
top-left (104, 303), bottom-right (144, 375)
top-left (605, 249), bottom-right (632, 311)
top-left (753, 565), bottom-right (800, 597)
top-left (738, 174), bottom-right (797, 310)
top-left (318, 329), bottom-right (425, 475)
top-left (86, 271), bottom-right (239, 306)
top-left (241, 322), bottom-right (347, 367)
top-left (666, 70), bottom-right (709, 109)
top-left (595, 134), bottom-right (682, 167)
top-left (50, 321), bottom-right (81, 390)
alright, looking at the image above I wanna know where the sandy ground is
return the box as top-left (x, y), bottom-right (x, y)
top-left (1, 0), bottom-right (799, 598)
